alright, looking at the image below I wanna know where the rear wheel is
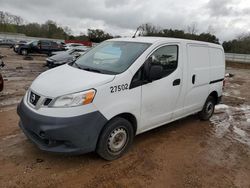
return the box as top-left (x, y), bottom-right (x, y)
top-left (96, 117), bottom-right (134, 161)
top-left (198, 96), bottom-right (215, 120)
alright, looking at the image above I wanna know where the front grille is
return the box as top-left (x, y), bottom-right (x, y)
top-left (44, 98), bottom-right (52, 106)
top-left (29, 91), bottom-right (40, 106)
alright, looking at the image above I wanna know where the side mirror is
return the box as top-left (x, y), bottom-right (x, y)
top-left (144, 57), bottom-right (152, 79)
top-left (144, 56), bottom-right (163, 82)
top-left (149, 65), bottom-right (163, 81)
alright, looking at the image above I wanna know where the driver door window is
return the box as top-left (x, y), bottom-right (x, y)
top-left (130, 45), bottom-right (179, 89)
top-left (150, 45), bottom-right (178, 78)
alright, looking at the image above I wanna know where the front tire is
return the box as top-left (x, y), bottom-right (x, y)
top-left (96, 117), bottom-right (134, 161)
top-left (21, 49), bottom-right (28, 56)
top-left (198, 96), bottom-right (215, 121)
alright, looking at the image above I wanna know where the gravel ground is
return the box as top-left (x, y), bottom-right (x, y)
top-left (0, 47), bottom-right (250, 188)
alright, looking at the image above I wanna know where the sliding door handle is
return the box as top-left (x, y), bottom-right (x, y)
top-left (192, 75), bottom-right (196, 84)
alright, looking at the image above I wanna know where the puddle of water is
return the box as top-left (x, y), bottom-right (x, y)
top-left (0, 133), bottom-right (27, 157)
top-left (222, 92), bottom-right (245, 100)
top-left (1, 133), bottom-right (20, 141)
top-left (0, 98), bottom-right (21, 108)
top-left (210, 104), bottom-right (250, 146)
top-left (215, 104), bottom-right (229, 110)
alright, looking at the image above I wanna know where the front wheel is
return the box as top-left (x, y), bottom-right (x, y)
top-left (21, 49), bottom-right (28, 56)
top-left (198, 96), bottom-right (215, 121)
top-left (96, 117), bottom-right (134, 161)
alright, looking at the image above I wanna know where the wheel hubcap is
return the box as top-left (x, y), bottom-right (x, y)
top-left (206, 102), bottom-right (214, 116)
top-left (108, 128), bottom-right (127, 153)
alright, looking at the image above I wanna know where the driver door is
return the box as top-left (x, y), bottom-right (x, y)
top-left (140, 44), bottom-right (182, 131)
top-left (31, 41), bottom-right (39, 53)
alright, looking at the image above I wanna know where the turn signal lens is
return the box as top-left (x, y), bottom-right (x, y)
top-left (83, 90), bottom-right (95, 105)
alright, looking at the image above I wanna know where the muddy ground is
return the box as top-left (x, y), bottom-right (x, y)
top-left (0, 47), bottom-right (249, 188)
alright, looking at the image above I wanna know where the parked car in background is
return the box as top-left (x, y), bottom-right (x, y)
top-left (51, 45), bottom-right (90, 56)
top-left (13, 40), bottom-right (27, 53)
top-left (0, 39), bottom-right (16, 47)
top-left (64, 43), bottom-right (84, 50)
top-left (16, 40), bottom-right (64, 56)
top-left (45, 48), bottom-right (87, 68)
top-left (0, 55), bottom-right (5, 92)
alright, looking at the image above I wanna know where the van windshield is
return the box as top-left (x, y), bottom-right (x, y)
top-left (73, 41), bottom-right (151, 74)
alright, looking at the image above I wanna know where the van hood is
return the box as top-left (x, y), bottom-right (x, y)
top-left (30, 64), bottom-right (115, 97)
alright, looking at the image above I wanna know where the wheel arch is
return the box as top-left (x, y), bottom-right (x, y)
top-left (115, 113), bottom-right (137, 134)
top-left (95, 112), bottom-right (137, 153)
top-left (209, 91), bottom-right (219, 104)
top-left (106, 113), bottom-right (137, 134)
top-left (98, 112), bottom-right (137, 140)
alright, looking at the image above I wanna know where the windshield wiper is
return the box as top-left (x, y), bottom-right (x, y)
top-left (71, 61), bottom-right (82, 69)
top-left (83, 67), bottom-right (101, 73)
top-left (71, 62), bottom-right (102, 73)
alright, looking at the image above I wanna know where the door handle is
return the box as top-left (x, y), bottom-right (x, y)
top-left (173, 79), bottom-right (181, 86)
top-left (192, 74), bottom-right (196, 84)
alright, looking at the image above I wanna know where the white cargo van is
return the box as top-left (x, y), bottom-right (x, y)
top-left (17, 37), bottom-right (225, 160)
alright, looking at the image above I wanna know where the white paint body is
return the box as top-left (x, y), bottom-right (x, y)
top-left (26, 37), bottom-right (225, 135)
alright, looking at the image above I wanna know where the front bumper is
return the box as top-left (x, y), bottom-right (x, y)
top-left (46, 60), bottom-right (56, 68)
top-left (17, 100), bottom-right (107, 154)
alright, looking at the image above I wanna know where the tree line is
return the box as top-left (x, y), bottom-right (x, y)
top-left (137, 23), bottom-right (219, 44)
top-left (222, 35), bottom-right (250, 54)
top-left (0, 11), bottom-right (113, 42)
top-left (1, 11), bottom-right (250, 54)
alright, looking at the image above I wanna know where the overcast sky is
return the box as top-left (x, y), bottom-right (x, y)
top-left (1, 0), bottom-right (250, 41)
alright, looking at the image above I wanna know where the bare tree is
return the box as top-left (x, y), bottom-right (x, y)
top-left (12, 15), bottom-right (24, 26)
top-left (64, 26), bottom-right (72, 36)
top-left (187, 22), bottom-right (198, 34)
top-left (138, 23), bottom-right (159, 36)
top-left (207, 25), bottom-right (215, 35)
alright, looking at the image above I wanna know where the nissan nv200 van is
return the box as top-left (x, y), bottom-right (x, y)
top-left (17, 37), bottom-right (225, 160)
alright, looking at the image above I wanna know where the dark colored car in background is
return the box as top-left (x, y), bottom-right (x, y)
top-left (0, 55), bottom-right (5, 92)
top-left (0, 39), bottom-right (16, 48)
top-left (16, 40), bottom-right (64, 56)
top-left (13, 40), bottom-right (27, 53)
top-left (45, 47), bottom-right (88, 68)
top-left (0, 72), bottom-right (3, 92)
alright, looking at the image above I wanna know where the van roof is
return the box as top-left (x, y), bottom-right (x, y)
top-left (109, 36), bottom-right (222, 48)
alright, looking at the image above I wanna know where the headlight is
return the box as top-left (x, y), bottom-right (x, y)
top-left (54, 58), bottom-right (72, 64)
top-left (54, 60), bottom-right (67, 64)
top-left (50, 89), bottom-right (96, 108)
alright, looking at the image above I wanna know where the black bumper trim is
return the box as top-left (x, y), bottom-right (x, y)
top-left (17, 100), bottom-right (108, 154)
top-left (209, 78), bottom-right (224, 84)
